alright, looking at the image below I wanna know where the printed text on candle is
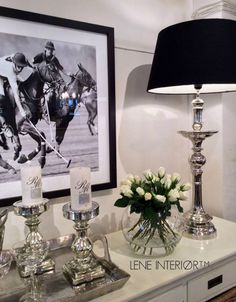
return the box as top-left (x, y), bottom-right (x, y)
top-left (75, 180), bottom-right (90, 193)
top-left (26, 176), bottom-right (41, 188)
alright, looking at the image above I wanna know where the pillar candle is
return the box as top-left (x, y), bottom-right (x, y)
top-left (70, 167), bottom-right (92, 211)
top-left (21, 165), bottom-right (42, 205)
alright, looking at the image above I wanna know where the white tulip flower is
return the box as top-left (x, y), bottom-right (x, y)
top-left (164, 178), bottom-right (172, 189)
top-left (144, 192), bottom-right (152, 201)
top-left (144, 169), bottom-right (152, 179)
top-left (168, 189), bottom-right (180, 201)
top-left (156, 195), bottom-right (166, 203)
top-left (171, 173), bottom-right (181, 182)
top-left (120, 179), bottom-right (131, 186)
top-left (127, 174), bottom-right (135, 181)
top-left (179, 191), bottom-right (188, 200)
top-left (152, 175), bottom-right (160, 183)
top-left (176, 183), bottom-right (181, 191)
top-left (134, 175), bottom-right (141, 183)
top-left (161, 174), bottom-right (170, 184)
top-left (158, 167), bottom-right (165, 178)
top-left (160, 178), bottom-right (165, 184)
top-left (182, 183), bottom-right (191, 191)
top-left (136, 187), bottom-right (145, 196)
top-left (124, 189), bottom-right (133, 198)
top-left (120, 184), bottom-right (130, 194)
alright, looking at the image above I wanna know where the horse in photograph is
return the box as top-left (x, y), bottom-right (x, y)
top-left (0, 124), bottom-right (19, 174)
top-left (47, 63), bottom-right (97, 154)
top-left (6, 61), bottom-right (63, 168)
top-left (83, 87), bottom-right (97, 135)
top-left (66, 63), bottom-right (97, 135)
top-left (0, 90), bottom-right (21, 174)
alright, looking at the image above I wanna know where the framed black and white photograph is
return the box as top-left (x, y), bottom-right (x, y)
top-left (0, 6), bottom-right (116, 206)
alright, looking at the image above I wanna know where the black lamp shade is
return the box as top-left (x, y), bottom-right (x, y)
top-left (147, 19), bottom-right (236, 94)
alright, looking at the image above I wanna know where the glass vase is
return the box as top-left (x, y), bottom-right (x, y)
top-left (121, 206), bottom-right (184, 257)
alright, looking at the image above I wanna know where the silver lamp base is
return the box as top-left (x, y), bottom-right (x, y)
top-left (179, 130), bottom-right (218, 240)
top-left (183, 209), bottom-right (217, 239)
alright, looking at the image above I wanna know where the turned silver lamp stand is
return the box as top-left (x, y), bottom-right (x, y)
top-left (179, 89), bottom-right (217, 239)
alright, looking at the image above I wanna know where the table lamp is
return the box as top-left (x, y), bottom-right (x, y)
top-left (147, 19), bottom-right (236, 239)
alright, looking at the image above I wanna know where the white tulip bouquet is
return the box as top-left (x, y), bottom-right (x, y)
top-left (115, 167), bottom-right (191, 248)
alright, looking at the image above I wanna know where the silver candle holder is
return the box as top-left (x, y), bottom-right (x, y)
top-left (62, 201), bottom-right (105, 287)
top-left (13, 199), bottom-right (55, 277)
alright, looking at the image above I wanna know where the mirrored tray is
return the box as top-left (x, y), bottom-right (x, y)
top-left (0, 234), bottom-right (130, 302)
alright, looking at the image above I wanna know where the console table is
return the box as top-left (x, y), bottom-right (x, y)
top-left (1, 217), bottom-right (236, 302)
top-left (92, 216), bottom-right (236, 302)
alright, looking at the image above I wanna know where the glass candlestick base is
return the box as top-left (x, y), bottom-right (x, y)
top-left (13, 199), bottom-right (55, 277)
top-left (62, 202), bottom-right (105, 287)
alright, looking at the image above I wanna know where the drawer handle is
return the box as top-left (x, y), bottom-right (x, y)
top-left (208, 275), bottom-right (223, 289)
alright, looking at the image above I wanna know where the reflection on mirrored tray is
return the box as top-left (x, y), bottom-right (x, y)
top-left (0, 235), bottom-right (130, 302)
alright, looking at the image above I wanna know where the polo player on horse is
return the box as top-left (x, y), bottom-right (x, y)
top-left (32, 41), bottom-right (72, 114)
top-left (0, 52), bottom-right (31, 160)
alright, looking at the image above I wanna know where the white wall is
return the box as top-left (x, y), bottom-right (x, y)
top-left (192, 0), bottom-right (236, 221)
top-left (222, 92), bottom-right (236, 220)
top-left (0, 0), bottom-right (194, 249)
